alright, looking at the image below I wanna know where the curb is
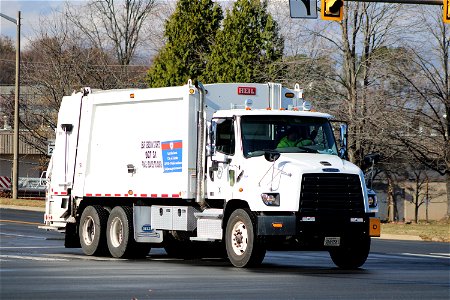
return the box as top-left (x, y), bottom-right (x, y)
top-left (374, 234), bottom-right (423, 241)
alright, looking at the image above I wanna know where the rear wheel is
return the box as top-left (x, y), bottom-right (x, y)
top-left (225, 209), bottom-right (266, 268)
top-left (106, 206), bottom-right (150, 258)
top-left (79, 205), bottom-right (108, 256)
top-left (329, 236), bottom-right (371, 269)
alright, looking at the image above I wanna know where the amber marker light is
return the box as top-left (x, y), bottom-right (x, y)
top-left (272, 222), bottom-right (283, 228)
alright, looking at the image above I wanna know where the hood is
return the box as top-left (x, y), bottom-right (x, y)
top-left (278, 153), bottom-right (361, 175)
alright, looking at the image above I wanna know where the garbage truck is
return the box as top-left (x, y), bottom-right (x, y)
top-left (41, 80), bottom-right (380, 268)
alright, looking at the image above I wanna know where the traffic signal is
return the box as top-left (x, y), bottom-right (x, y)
top-left (321, 0), bottom-right (344, 21)
top-left (444, 0), bottom-right (450, 24)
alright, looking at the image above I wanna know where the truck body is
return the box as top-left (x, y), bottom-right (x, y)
top-left (42, 80), bottom-right (379, 268)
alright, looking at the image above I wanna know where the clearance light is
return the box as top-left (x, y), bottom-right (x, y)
top-left (280, 108), bottom-right (285, 111)
top-left (128, 190), bottom-right (133, 195)
top-left (189, 88), bottom-right (195, 94)
top-left (130, 93), bottom-right (135, 99)
top-left (239, 187), bottom-right (243, 192)
top-left (285, 92), bottom-right (295, 98)
top-left (245, 99), bottom-right (253, 110)
top-left (266, 107), bottom-right (272, 110)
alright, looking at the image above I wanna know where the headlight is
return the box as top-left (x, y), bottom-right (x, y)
top-left (261, 193), bottom-right (280, 206)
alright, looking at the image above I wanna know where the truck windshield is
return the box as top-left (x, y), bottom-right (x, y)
top-left (241, 115), bottom-right (338, 158)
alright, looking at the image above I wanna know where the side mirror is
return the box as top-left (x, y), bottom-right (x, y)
top-left (339, 124), bottom-right (347, 148)
top-left (339, 124), bottom-right (348, 160)
top-left (61, 123), bottom-right (73, 133)
top-left (208, 121), bottom-right (217, 157)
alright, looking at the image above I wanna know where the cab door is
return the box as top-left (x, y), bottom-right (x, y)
top-left (207, 118), bottom-right (236, 200)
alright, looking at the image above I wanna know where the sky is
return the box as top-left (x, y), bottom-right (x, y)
top-left (0, 1), bottom-right (86, 48)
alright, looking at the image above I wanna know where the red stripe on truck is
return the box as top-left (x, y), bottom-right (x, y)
top-left (84, 193), bottom-right (180, 198)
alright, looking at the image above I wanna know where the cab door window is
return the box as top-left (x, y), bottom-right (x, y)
top-left (215, 118), bottom-right (235, 155)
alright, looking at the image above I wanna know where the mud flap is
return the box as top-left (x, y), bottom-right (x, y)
top-left (65, 222), bottom-right (81, 248)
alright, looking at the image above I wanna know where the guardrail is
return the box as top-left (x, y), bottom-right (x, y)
top-left (0, 176), bottom-right (46, 198)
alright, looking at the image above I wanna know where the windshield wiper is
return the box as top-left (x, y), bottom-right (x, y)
top-left (246, 149), bottom-right (273, 158)
top-left (297, 146), bottom-right (318, 153)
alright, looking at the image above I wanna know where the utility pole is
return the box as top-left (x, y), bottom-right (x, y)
top-left (0, 11), bottom-right (21, 199)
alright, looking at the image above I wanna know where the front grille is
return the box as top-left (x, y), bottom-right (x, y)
top-left (300, 173), bottom-right (364, 215)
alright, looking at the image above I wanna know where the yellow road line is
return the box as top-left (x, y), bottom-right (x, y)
top-left (0, 219), bottom-right (43, 226)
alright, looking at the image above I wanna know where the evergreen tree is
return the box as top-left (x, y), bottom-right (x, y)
top-left (204, 0), bottom-right (284, 83)
top-left (146, 0), bottom-right (222, 87)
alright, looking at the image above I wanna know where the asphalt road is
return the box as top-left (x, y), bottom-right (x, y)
top-left (1, 208), bottom-right (449, 300)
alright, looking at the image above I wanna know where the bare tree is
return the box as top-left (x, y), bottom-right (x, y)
top-left (385, 6), bottom-right (450, 218)
top-left (0, 36), bottom-right (15, 85)
top-left (64, 0), bottom-right (158, 66)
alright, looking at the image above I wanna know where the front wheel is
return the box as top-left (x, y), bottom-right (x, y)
top-left (225, 209), bottom-right (266, 268)
top-left (329, 236), bottom-right (371, 269)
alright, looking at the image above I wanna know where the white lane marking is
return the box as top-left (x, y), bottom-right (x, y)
top-left (0, 233), bottom-right (46, 239)
top-left (431, 253), bottom-right (450, 257)
top-left (47, 254), bottom-right (124, 261)
top-left (402, 253), bottom-right (450, 259)
top-left (0, 246), bottom-right (64, 249)
top-left (369, 253), bottom-right (450, 261)
top-left (0, 255), bottom-right (68, 261)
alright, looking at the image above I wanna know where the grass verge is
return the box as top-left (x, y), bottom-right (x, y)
top-left (0, 197), bottom-right (45, 208)
top-left (381, 221), bottom-right (450, 243)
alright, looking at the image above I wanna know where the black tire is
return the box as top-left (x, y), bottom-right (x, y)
top-left (106, 206), bottom-right (151, 258)
top-left (329, 236), bottom-right (371, 269)
top-left (79, 205), bottom-right (109, 256)
top-left (225, 209), bottom-right (266, 268)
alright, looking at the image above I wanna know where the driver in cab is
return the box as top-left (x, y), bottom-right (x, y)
top-left (277, 127), bottom-right (314, 148)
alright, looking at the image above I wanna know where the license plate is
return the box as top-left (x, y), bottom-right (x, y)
top-left (324, 237), bottom-right (341, 246)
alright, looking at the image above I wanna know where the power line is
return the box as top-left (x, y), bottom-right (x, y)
top-left (0, 58), bottom-right (150, 68)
